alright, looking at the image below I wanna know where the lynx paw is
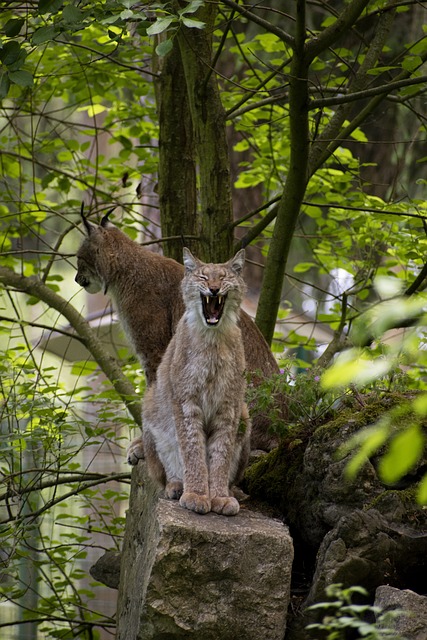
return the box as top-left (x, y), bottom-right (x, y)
top-left (179, 492), bottom-right (211, 515)
top-left (165, 480), bottom-right (183, 501)
top-left (211, 496), bottom-right (240, 516)
top-left (126, 437), bottom-right (145, 466)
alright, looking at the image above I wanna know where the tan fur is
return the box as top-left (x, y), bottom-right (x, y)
top-left (140, 249), bottom-right (251, 516)
top-left (76, 217), bottom-right (279, 450)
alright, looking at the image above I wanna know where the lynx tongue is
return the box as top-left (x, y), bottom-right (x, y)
top-left (201, 294), bottom-right (226, 325)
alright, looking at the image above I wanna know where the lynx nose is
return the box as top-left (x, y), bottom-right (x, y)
top-left (209, 287), bottom-right (220, 296)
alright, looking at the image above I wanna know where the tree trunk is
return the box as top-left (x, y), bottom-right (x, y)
top-left (255, 0), bottom-right (309, 346)
top-left (154, 40), bottom-right (199, 262)
top-left (177, 4), bottom-right (234, 262)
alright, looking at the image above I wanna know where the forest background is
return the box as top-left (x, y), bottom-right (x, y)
top-left (0, 0), bottom-right (426, 638)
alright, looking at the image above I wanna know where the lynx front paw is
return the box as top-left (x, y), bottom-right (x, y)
top-left (165, 480), bottom-right (183, 501)
top-left (126, 436), bottom-right (145, 466)
top-left (211, 496), bottom-right (240, 516)
top-left (179, 492), bottom-right (211, 515)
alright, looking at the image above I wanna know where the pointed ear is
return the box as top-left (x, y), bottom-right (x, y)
top-left (100, 207), bottom-right (115, 228)
top-left (229, 249), bottom-right (245, 274)
top-left (183, 247), bottom-right (199, 273)
top-left (80, 202), bottom-right (96, 236)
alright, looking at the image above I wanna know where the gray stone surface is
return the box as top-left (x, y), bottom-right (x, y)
top-left (375, 586), bottom-right (427, 640)
top-left (116, 463), bottom-right (293, 640)
top-left (306, 509), bottom-right (427, 607)
top-left (89, 550), bottom-right (121, 589)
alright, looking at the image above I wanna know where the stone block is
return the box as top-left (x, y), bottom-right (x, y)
top-left (116, 464), bottom-right (293, 640)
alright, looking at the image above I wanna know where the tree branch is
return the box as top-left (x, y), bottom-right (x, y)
top-left (0, 473), bottom-right (132, 525)
top-left (305, 0), bottom-right (371, 62)
top-left (0, 267), bottom-right (141, 426)
top-left (309, 1), bottom-right (397, 175)
top-left (0, 472), bottom-right (131, 502)
top-left (309, 75), bottom-right (427, 109)
top-left (220, 0), bottom-right (294, 47)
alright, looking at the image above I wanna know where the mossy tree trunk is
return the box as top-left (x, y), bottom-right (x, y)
top-left (154, 40), bottom-right (199, 263)
top-left (155, 3), bottom-right (233, 264)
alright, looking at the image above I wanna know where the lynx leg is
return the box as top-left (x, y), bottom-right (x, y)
top-left (164, 478), bottom-right (183, 500)
top-left (176, 404), bottom-right (211, 515)
top-left (126, 435), bottom-right (145, 466)
top-left (207, 408), bottom-right (240, 516)
top-left (233, 402), bottom-right (252, 485)
top-left (142, 429), bottom-right (166, 487)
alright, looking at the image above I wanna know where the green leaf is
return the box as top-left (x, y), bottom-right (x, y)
top-left (0, 73), bottom-right (10, 100)
top-left (0, 40), bottom-right (22, 66)
top-left (9, 70), bottom-right (33, 88)
top-left (343, 424), bottom-right (389, 479)
top-left (181, 16), bottom-right (205, 29)
top-left (155, 39), bottom-right (173, 57)
top-left (32, 25), bottom-right (59, 44)
top-left (417, 473), bottom-right (427, 504)
top-left (322, 348), bottom-right (392, 389)
top-left (38, 0), bottom-right (63, 14)
top-left (413, 393), bottom-right (427, 416)
top-left (379, 424), bottom-right (424, 484)
top-left (179, 0), bottom-right (205, 15)
top-left (4, 18), bottom-right (25, 37)
top-left (71, 360), bottom-right (98, 376)
top-left (401, 55), bottom-right (423, 73)
top-left (146, 16), bottom-right (176, 36)
top-left (62, 4), bottom-right (83, 24)
top-left (293, 262), bottom-right (316, 273)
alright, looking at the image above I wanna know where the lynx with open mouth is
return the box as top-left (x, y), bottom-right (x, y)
top-left (201, 293), bottom-right (227, 325)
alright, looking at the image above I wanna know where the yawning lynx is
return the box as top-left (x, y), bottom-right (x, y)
top-left (139, 248), bottom-right (251, 516)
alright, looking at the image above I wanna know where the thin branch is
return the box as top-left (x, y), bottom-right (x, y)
top-left (404, 262), bottom-right (427, 296)
top-left (234, 204), bottom-right (279, 252)
top-left (0, 267), bottom-right (141, 426)
top-left (0, 315), bottom-right (87, 344)
top-left (305, 0), bottom-right (371, 62)
top-left (227, 91), bottom-right (289, 120)
top-left (0, 617), bottom-right (116, 630)
top-left (231, 194), bottom-right (281, 230)
top-left (0, 472), bottom-right (131, 502)
top-left (234, 197), bottom-right (427, 250)
top-left (0, 473), bottom-right (133, 525)
top-left (220, 0), bottom-right (294, 46)
top-left (309, 75), bottom-right (427, 109)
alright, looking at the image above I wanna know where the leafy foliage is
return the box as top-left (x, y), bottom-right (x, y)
top-left (0, 0), bottom-right (426, 634)
top-left (306, 583), bottom-right (407, 640)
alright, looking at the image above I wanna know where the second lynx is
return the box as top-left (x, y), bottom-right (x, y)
top-left (142, 248), bottom-right (251, 516)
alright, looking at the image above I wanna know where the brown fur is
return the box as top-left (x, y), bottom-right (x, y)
top-left (75, 217), bottom-right (279, 450)
top-left (139, 249), bottom-right (251, 515)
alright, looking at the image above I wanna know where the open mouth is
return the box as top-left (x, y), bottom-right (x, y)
top-left (201, 294), bottom-right (227, 325)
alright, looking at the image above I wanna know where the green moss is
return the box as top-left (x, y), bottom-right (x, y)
top-left (244, 392), bottom-right (421, 516)
top-left (313, 392), bottom-right (410, 443)
top-left (244, 427), bottom-right (308, 512)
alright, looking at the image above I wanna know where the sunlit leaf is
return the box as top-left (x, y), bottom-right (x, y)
top-left (379, 424), bottom-right (424, 484)
top-left (322, 349), bottom-right (392, 389)
top-left (156, 38), bottom-right (173, 56)
top-left (146, 16), bottom-right (176, 35)
top-left (417, 474), bottom-right (427, 504)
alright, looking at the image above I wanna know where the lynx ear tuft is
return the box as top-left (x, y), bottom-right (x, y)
top-left (183, 247), bottom-right (201, 273)
top-left (80, 202), bottom-right (95, 236)
top-left (100, 207), bottom-right (116, 228)
top-left (230, 249), bottom-right (245, 274)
